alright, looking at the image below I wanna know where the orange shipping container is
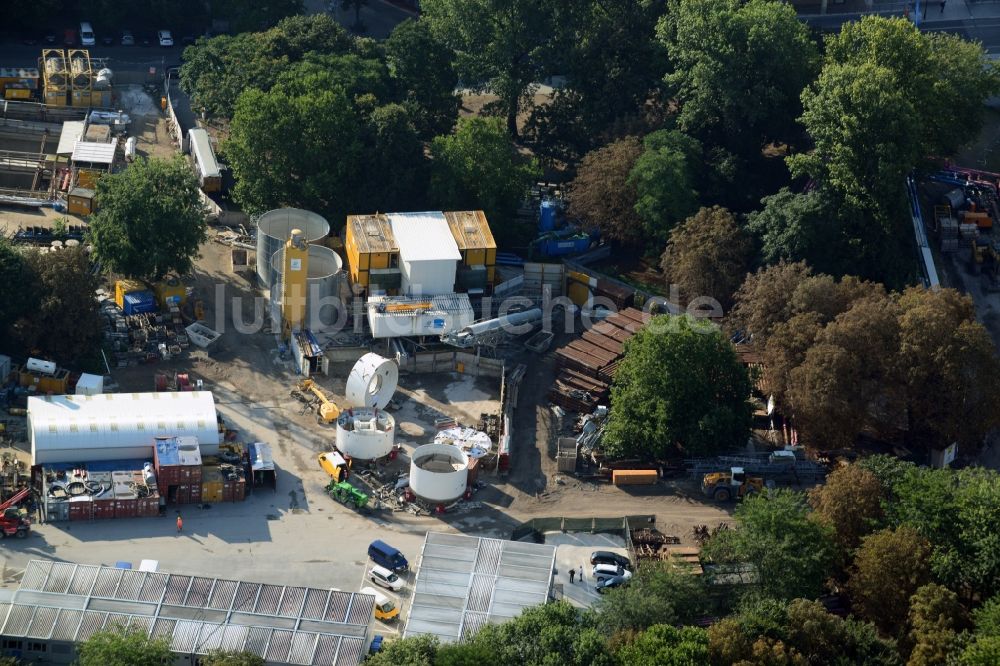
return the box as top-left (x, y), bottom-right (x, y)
top-left (612, 469), bottom-right (658, 486)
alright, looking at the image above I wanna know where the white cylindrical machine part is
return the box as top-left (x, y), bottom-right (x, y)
top-left (335, 409), bottom-right (395, 460)
top-left (346, 353), bottom-right (398, 410)
top-left (409, 443), bottom-right (469, 504)
top-left (459, 307), bottom-right (543, 338)
top-left (255, 208), bottom-right (330, 287)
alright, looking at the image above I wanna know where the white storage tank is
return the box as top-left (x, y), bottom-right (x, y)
top-left (335, 409), bottom-right (395, 460)
top-left (345, 353), bottom-right (398, 410)
top-left (409, 443), bottom-right (469, 504)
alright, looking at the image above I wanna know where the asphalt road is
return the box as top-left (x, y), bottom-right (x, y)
top-left (0, 41), bottom-right (182, 72)
top-left (924, 18), bottom-right (1000, 52)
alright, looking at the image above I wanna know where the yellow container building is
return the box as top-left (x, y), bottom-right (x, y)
top-left (444, 210), bottom-right (497, 288)
top-left (344, 213), bottom-right (399, 294)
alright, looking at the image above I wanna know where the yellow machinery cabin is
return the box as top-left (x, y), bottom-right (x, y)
top-left (66, 187), bottom-right (95, 216)
top-left (444, 210), bottom-right (497, 290)
top-left (345, 213), bottom-right (399, 295)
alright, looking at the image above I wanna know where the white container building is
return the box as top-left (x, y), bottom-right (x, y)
top-left (366, 294), bottom-right (475, 339)
top-left (187, 128), bottom-right (222, 192)
top-left (28, 391), bottom-right (220, 464)
top-left (388, 212), bottom-right (461, 296)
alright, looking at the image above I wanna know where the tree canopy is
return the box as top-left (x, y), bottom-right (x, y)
top-left (660, 206), bottom-right (752, 311)
top-left (88, 156), bottom-right (207, 281)
top-left (603, 315), bottom-right (754, 459)
top-left (566, 136), bottom-right (645, 244)
top-left (76, 626), bottom-right (173, 666)
top-left (808, 464), bottom-right (884, 558)
top-left (429, 117), bottom-right (540, 244)
top-left (703, 490), bottom-right (835, 601)
top-left (628, 129), bottom-right (702, 245)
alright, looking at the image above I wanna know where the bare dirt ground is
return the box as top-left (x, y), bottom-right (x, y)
top-left (117, 85), bottom-right (178, 160)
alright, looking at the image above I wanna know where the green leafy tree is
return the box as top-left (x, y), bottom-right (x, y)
top-left (226, 86), bottom-right (363, 222)
top-left (180, 14), bottom-right (354, 117)
top-left (660, 206), bottom-right (753, 311)
top-left (603, 315), bottom-right (754, 459)
top-left (202, 651), bottom-right (265, 666)
top-left (77, 626), bottom-right (173, 666)
top-left (962, 597), bottom-right (1000, 665)
top-left (384, 19), bottom-right (460, 139)
top-left (89, 156), bottom-right (207, 281)
top-left (657, 0), bottom-right (819, 209)
top-left (847, 526), bottom-right (932, 636)
top-left (0, 239), bottom-right (34, 351)
top-left (358, 103), bottom-right (428, 212)
top-left (615, 625), bottom-right (709, 666)
top-left (973, 595), bottom-right (1000, 636)
top-left (597, 560), bottom-right (710, 633)
top-left (855, 455), bottom-right (916, 502)
top-left (364, 633), bottom-right (438, 666)
top-left (628, 129), bottom-right (702, 244)
top-left (421, 0), bottom-right (557, 137)
top-left (566, 136), bottom-right (645, 245)
top-left (211, 0), bottom-right (303, 33)
top-left (906, 583), bottom-right (966, 666)
top-left (807, 464), bottom-right (884, 558)
top-left (703, 490), bottom-right (835, 601)
top-left (466, 601), bottom-right (612, 666)
top-left (11, 249), bottom-right (102, 365)
top-left (434, 643), bottom-right (494, 666)
top-left (274, 53), bottom-right (392, 102)
top-left (429, 117), bottom-right (540, 243)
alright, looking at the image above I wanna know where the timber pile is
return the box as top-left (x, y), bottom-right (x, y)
top-left (548, 308), bottom-right (651, 410)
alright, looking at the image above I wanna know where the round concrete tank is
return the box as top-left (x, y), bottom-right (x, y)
top-left (335, 409), bottom-right (395, 460)
top-left (269, 244), bottom-right (345, 326)
top-left (256, 208), bottom-right (330, 287)
top-left (409, 443), bottom-right (469, 504)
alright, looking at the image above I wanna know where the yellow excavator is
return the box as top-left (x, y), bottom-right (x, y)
top-left (295, 379), bottom-right (341, 423)
top-left (701, 467), bottom-right (765, 502)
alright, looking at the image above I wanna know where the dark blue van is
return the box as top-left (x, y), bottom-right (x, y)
top-left (368, 540), bottom-right (408, 572)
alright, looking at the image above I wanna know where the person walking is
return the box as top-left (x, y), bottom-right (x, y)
top-left (580, 565), bottom-right (586, 583)
top-left (176, 515), bottom-right (183, 533)
top-left (940, 0), bottom-right (946, 12)
top-left (569, 568), bottom-right (576, 584)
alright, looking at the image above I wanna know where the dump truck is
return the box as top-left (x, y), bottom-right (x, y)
top-left (701, 467), bottom-right (764, 502)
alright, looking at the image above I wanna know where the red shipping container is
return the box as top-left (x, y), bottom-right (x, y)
top-left (189, 465), bottom-right (203, 484)
top-left (175, 484), bottom-right (191, 504)
top-left (222, 481), bottom-right (233, 503)
top-left (69, 497), bottom-right (93, 521)
top-left (233, 479), bottom-right (246, 502)
top-left (114, 498), bottom-right (137, 518)
top-left (190, 485), bottom-right (202, 502)
top-left (93, 499), bottom-right (115, 519)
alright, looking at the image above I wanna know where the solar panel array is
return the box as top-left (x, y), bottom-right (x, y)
top-left (1, 560), bottom-right (374, 666)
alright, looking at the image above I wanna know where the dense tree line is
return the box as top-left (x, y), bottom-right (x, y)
top-left (358, 462), bottom-right (1000, 665)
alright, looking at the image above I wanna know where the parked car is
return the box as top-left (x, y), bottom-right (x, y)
top-left (369, 564), bottom-right (405, 592)
top-left (592, 563), bottom-right (633, 582)
top-left (590, 551), bottom-right (632, 571)
top-left (63, 28), bottom-right (76, 46)
top-left (596, 575), bottom-right (629, 594)
top-left (140, 33), bottom-right (152, 47)
top-left (44, 31), bottom-right (57, 45)
top-left (158, 30), bottom-right (174, 47)
top-left (121, 30), bottom-right (135, 46)
top-left (181, 34), bottom-right (197, 46)
top-left (368, 539), bottom-right (408, 572)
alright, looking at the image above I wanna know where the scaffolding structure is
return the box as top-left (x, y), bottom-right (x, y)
top-left (68, 49), bottom-right (92, 108)
top-left (41, 49), bottom-right (67, 106)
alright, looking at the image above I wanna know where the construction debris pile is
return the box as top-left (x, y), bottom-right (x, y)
top-left (549, 308), bottom-right (652, 412)
top-left (101, 280), bottom-right (193, 367)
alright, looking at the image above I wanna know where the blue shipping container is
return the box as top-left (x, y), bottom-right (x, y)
top-left (123, 290), bottom-right (157, 315)
top-left (539, 199), bottom-right (558, 232)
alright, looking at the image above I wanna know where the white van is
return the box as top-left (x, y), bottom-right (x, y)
top-left (80, 22), bottom-right (96, 47)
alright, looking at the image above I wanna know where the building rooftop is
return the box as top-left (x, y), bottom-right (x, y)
top-left (57, 120), bottom-right (85, 155)
top-left (347, 214), bottom-right (396, 255)
top-left (71, 140), bottom-right (116, 164)
top-left (388, 212), bottom-right (461, 263)
top-left (403, 532), bottom-right (556, 644)
top-left (0, 560), bottom-right (374, 665)
top-left (443, 211), bottom-right (496, 252)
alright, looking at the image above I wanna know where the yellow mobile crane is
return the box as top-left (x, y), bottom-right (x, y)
top-left (295, 379), bottom-right (341, 423)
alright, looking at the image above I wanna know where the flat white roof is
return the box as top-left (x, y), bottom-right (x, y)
top-left (71, 140), bottom-right (116, 164)
top-left (388, 212), bottom-right (461, 263)
top-left (188, 127), bottom-right (221, 179)
top-left (56, 121), bottom-right (85, 155)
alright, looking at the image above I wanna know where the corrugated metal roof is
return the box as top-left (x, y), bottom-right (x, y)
top-left (389, 212), bottom-right (461, 263)
top-left (71, 140), bottom-right (116, 164)
top-left (4, 560), bottom-right (374, 665)
top-left (403, 533), bottom-right (555, 644)
top-left (57, 120), bottom-right (85, 155)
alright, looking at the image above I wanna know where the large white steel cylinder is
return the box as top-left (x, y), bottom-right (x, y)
top-left (346, 353), bottom-right (398, 409)
top-left (335, 409), bottom-right (395, 460)
top-left (409, 443), bottom-right (469, 504)
top-left (255, 208), bottom-right (330, 287)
